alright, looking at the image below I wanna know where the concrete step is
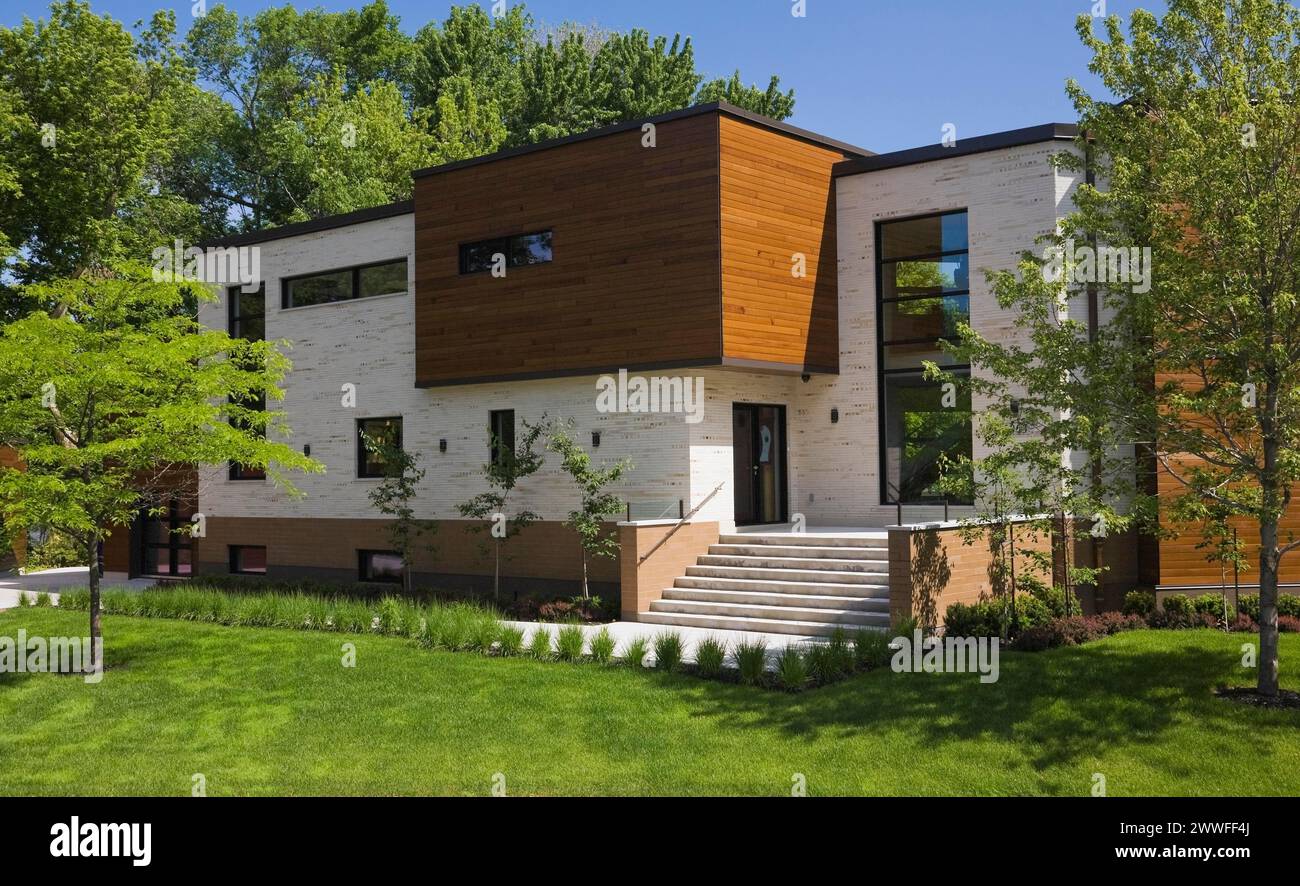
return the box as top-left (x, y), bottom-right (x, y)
top-left (685, 564), bottom-right (887, 585)
top-left (651, 598), bottom-right (888, 626)
top-left (673, 575), bottom-right (889, 597)
top-left (639, 609), bottom-right (889, 638)
top-left (719, 533), bottom-right (888, 547)
top-left (663, 586), bottom-right (891, 612)
top-left (709, 544), bottom-right (888, 560)
top-left (698, 554), bottom-right (890, 572)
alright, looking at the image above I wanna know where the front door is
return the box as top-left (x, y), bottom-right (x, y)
top-left (732, 403), bottom-right (787, 525)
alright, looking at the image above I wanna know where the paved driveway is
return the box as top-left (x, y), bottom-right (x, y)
top-left (0, 568), bottom-right (155, 609)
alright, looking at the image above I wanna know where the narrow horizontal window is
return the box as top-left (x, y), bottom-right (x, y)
top-left (281, 258), bottom-right (409, 308)
top-left (459, 231), bottom-right (552, 275)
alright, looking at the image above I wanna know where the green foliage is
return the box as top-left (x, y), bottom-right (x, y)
top-left (21, 528), bottom-right (83, 570)
top-left (555, 623), bottom-right (586, 661)
top-left (852, 629), bottom-right (892, 670)
top-left (546, 419), bottom-right (631, 599)
top-left (0, 1), bottom-right (200, 283)
top-left (1123, 590), bottom-right (1157, 617)
top-left (1191, 594), bottom-right (1228, 618)
top-left (775, 646), bottom-right (808, 691)
top-left (1238, 594), bottom-right (1300, 621)
top-left (497, 625), bottom-right (524, 657)
top-left (1163, 594), bottom-right (1192, 618)
top-left (527, 626), bottom-right (552, 660)
top-left (693, 636), bottom-right (726, 678)
top-left (652, 631), bottom-right (683, 672)
top-left (362, 430), bottom-right (438, 594)
top-left (0, 269), bottom-right (321, 595)
top-left (587, 627), bottom-right (615, 664)
top-left (458, 417), bottom-right (547, 600)
top-left (697, 71), bottom-right (795, 119)
top-left (732, 639), bottom-right (768, 687)
top-left (621, 635), bottom-right (649, 668)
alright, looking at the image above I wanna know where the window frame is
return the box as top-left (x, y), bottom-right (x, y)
top-left (228, 544), bottom-right (268, 576)
top-left (358, 549), bottom-right (404, 584)
top-left (356, 416), bottom-right (404, 479)
top-left (875, 210), bottom-right (973, 507)
top-left (227, 284), bottom-right (268, 481)
top-left (489, 409), bottom-right (515, 468)
top-left (280, 257), bottom-right (409, 309)
top-left (458, 230), bottom-right (553, 275)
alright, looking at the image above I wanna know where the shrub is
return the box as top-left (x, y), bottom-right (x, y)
top-left (622, 636), bottom-right (649, 668)
top-left (527, 627), bottom-right (553, 660)
top-left (852, 628), bottom-right (891, 670)
top-left (653, 632), bottom-right (684, 672)
top-left (1162, 594), bottom-right (1192, 617)
top-left (58, 589), bottom-right (89, 610)
top-left (732, 639), bottom-right (768, 686)
top-left (11, 591), bottom-right (28, 607)
top-left (1191, 593), bottom-right (1227, 618)
top-left (1015, 612), bottom-right (1150, 652)
top-left (693, 637), bottom-right (727, 678)
top-left (1228, 613), bottom-right (1258, 633)
top-left (497, 625), bottom-right (525, 656)
top-left (1122, 590), bottom-right (1156, 616)
top-left (33, 591), bottom-right (51, 608)
top-left (469, 616), bottom-right (500, 654)
top-left (1029, 583), bottom-right (1068, 618)
top-left (1244, 593), bottom-right (1300, 620)
top-left (944, 601), bottom-right (1000, 637)
top-left (1280, 615), bottom-right (1300, 633)
top-left (555, 624), bottom-right (586, 662)
top-left (775, 646), bottom-right (808, 691)
top-left (588, 627), bottom-right (615, 664)
top-left (805, 637), bottom-right (853, 686)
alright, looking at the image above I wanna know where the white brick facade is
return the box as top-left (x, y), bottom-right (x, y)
top-left (198, 137), bottom-right (1084, 537)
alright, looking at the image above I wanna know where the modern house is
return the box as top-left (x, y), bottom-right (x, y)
top-left (88, 101), bottom-right (1289, 633)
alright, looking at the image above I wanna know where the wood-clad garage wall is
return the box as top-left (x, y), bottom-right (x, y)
top-left (718, 115), bottom-right (842, 373)
top-left (414, 114), bottom-right (723, 386)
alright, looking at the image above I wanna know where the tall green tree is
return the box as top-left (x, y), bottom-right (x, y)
top-left (0, 1), bottom-right (198, 285)
top-left (945, 0), bottom-right (1300, 697)
top-left (0, 266), bottom-right (321, 669)
top-left (698, 72), bottom-right (796, 119)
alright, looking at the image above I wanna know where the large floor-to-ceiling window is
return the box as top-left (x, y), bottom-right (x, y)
top-left (876, 210), bottom-right (973, 506)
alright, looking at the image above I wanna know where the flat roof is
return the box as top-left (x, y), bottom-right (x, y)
top-left (202, 200), bottom-right (413, 249)
top-left (411, 101), bottom-right (876, 179)
top-left (833, 123), bottom-right (1078, 177)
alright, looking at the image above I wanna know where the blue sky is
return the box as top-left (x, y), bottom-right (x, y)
top-left (1, 0), bottom-right (1166, 152)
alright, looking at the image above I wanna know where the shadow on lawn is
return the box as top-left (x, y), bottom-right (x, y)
top-left (675, 633), bottom-right (1293, 772)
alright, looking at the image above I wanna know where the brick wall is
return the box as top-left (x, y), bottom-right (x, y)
top-left (618, 520), bottom-right (720, 620)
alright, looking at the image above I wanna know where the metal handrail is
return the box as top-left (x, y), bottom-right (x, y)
top-left (636, 482), bottom-right (725, 565)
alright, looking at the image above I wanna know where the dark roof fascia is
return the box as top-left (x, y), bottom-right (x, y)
top-left (832, 123), bottom-right (1079, 178)
top-left (201, 200), bottom-right (414, 249)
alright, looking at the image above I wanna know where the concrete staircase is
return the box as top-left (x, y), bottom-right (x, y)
top-left (641, 531), bottom-right (892, 637)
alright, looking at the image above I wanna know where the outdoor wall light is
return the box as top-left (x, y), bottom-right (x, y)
top-left (303, 444), bottom-right (311, 457)
top-left (439, 438), bottom-right (447, 452)
top-left (831, 408), bottom-right (839, 424)
top-left (591, 431), bottom-right (601, 448)
top-left (1009, 398), bottom-right (1021, 416)
top-left (801, 373), bottom-right (811, 383)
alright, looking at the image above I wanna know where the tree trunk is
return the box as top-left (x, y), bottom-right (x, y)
top-left (493, 541), bottom-right (501, 602)
top-left (581, 551), bottom-right (589, 600)
top-left (87, 537), bottom-right (102, 673)
top-left (1258, 519), bottom-right (1280, 697)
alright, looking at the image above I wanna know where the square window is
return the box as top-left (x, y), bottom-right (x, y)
top-left (229, 545), bottom-right (267, 576)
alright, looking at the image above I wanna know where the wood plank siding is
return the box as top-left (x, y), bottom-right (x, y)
top-left (718, 115), bottom-right (841, 372)
top-left (413, 106), bottom-right (855, 387)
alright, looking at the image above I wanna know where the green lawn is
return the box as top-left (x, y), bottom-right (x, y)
top-left (1, 608), bottom-right (1297, 796)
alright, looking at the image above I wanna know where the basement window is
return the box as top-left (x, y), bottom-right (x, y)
top-left (359, 550), bottom-right (403, 584)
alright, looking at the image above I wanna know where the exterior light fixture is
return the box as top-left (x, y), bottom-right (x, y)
top-left (439, 438), bottom-right (447, 452)
top-left (591, 431), bottom-right (601, 448)
top-left (831, 408), bottom-right (839, 424)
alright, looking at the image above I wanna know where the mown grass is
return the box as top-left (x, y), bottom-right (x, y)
top-left (1, 608), bottom-right (1297, 796)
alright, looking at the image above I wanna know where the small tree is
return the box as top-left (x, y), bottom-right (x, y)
top-left (361, 431), bottom-right (437, 595)
top-left (457, 417), bottom-right (547, 601)
top-left (547, 420), bottom-right (631, 601)
top-left (0, 266), bottom-right (320, 671)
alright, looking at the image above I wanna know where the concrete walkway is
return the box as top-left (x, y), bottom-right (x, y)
top-left (502, 618), bottom-right (824, 666)
top-left (0, 567), bottom-right (155, 610)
